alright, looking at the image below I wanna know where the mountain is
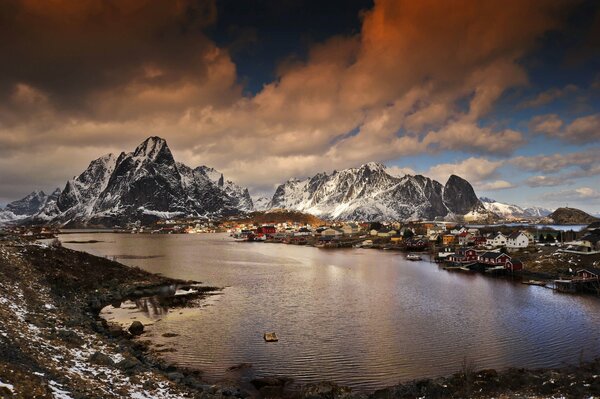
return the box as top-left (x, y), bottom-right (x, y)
top-left (523, 206), bottom-right (553, 218)
top-left (479, 197), bottom-right (552, 219)
top-left (266, 162), bottom-right (493, 221)
top-left (252, 196), bottom-right (271, 211)
top-left (547, 207), bottom-right (599, 225)
top-left (31, 137), bottom-right (253, 227)
top-left (0, 189), bottom-right (62, 225)
top-left (6, 190), bottom-right (49, 216)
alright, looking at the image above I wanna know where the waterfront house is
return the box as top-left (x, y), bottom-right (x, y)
top-left (294, 227), bottom-right (312, 236)
top-left (507, 232), bottom-right (529, 249)
top-left (321, 228), bottom-right (342, 238)
top-left (478, 251), bottom-right (511, 267)
top-left (256, 225), bottom-right (276, 235)
top-left (448, 248), bottom-right (478, 263)
top-left (576, 268), bottom-right (600, 280)
top-left (505, 258), bottom-right (523, 272)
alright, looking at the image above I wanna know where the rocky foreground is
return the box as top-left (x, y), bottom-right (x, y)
top-left (1, 239), bottom-right (600, 398)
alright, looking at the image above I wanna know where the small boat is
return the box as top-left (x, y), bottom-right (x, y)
top-left (263, 332), bottom-right (278, 342)
top-left (406, 254), bottom-right (422, 261)
top-left (522, 280), bottom-right (546, 286)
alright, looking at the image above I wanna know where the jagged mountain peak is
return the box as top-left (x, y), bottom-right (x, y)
top-left (26, 137), bottom-right (253, 226)
top-left (133, 136), bottom-right (169, 158)
top-left (267, 163), bottom-right (490, 221)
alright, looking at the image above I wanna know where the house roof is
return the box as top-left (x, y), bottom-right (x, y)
top-left (581, 234), bottom-right (600, 244)
top-left (508, 231), bottom-right (524, 240)
top-left (480, 251), bottom-right (508, 259)
top-left (577, 267), bottom-right (600, 276)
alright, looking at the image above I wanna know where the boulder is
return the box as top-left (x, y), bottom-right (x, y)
top-left (128, 321), bottom-right (144, 336)
top-left (89, 351), bottom-right (114, 367)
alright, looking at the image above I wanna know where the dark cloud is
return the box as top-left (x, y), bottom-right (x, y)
top-left (0, 0), bottom-right (219, 117)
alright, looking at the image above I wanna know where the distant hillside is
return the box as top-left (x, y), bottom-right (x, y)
top-left (228, 209), bottom-right (327, 226)
top-left (548, 207), bottom-right (599, 225)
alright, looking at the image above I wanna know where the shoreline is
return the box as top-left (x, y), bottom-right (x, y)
top-left (1, 238), bottom-right (600, 398)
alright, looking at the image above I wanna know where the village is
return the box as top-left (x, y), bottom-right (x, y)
top-left (2, 218), bottom-right (600, 296)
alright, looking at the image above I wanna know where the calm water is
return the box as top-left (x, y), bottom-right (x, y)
top-left (61, 233), bottom-right (600, 391)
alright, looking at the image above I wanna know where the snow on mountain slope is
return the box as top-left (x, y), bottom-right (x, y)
top-left (267, 163), bottom-right (492, 221)
top-left (30, 137), bottom-right (253, 226)
top-left (479, 197), bottom-right (552, 219)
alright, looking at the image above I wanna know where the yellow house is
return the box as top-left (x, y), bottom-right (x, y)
top-left (442, 234), bottom-right (455, 246)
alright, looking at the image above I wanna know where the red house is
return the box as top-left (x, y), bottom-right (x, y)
top-left (478, 252), bottom-right (511, 267)
top-left (448, 248), bottom-right (478, 263)
top-left (256, 225), bottom-right (277, 235)
top-left (505, 258), bottom-right (523, 272)
top-left (576, 268), bottom-right (600, 280)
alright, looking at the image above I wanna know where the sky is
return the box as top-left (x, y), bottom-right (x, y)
top-left (0, 0), bottom-right (599, 213)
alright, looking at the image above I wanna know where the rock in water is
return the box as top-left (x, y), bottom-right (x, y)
top-left (128, 321), bottom-right (144, 336)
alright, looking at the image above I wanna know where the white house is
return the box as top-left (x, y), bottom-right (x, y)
top-left (507, 232), bottom-right (529, 249)
top-left (486, 232), bottom-right (507, 247)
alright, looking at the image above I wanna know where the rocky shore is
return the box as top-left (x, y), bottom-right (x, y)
top-left (1, 238), bottom-right (600, 398)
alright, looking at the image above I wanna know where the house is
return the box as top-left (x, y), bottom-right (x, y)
top-left (505, 258), bottom-right (523, 272)
top-left (472, 236), bottom-right (487, 246)
top-left (377, 229), bottom-right (397, 237)
top-left (442, 234), bottom-right (455, 246)
top-left (580, 234), bottom-right (600, 251)
top-left (256, 225), bottom-right (276, 235)
top-left (576, 268), bottom-right (600, 280)
top-left (370, 229), bottom-right (379, 236)
top-left (478, 251), bottom-right (511, 267)
top-left (321, 228), bottom-right (342, 238)
top-left (294, 227), bottom-right (312, 236)
top-left (486, 232), bottom-right (507, 247)
top-left (507, 232), bottom-right (529, 249)
top-left (448, 248), bottom-right (478, 263)
top-left (457, 232), bottom-right (472, 246)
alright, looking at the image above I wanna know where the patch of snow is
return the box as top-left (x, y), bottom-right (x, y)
top-left (0, 380), bottom-right (15, 393)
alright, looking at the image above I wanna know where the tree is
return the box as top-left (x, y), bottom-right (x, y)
top-left (538, 234), bottom-right (546, 243)
top-left (546, 233), bottom-right (556, 243)
top-left (369, 222), bottom-right (382, 231)
top-left (403, 229), bottom-right (414, 239)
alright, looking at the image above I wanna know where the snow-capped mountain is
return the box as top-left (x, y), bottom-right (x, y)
top-left (479, 197), bottom-right (552, 219)
top-left (0, 189), bottom-right (61, 225)
top-left (30, 137), bottom-right (252, 226)
top-left (266, 162), bottom-right (492, 221)
top-left (252, 196), bottom-right (271, 211)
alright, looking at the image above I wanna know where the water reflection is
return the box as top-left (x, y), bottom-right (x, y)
top-left (64, 232), bottom-right (600, 391)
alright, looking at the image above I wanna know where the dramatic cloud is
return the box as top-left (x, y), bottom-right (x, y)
top-left (520, 84), bottom-right (578, 108)
top-left (513, 149), bottom-right (600, 187)
top-left (0, 0), bottom-right (580, 201)
top-left (425, 157), bottom-right (511, 190)
top-left (529, 113), bottom-right (600, 143)
top-left (540, 187), bottom-right (600, 203)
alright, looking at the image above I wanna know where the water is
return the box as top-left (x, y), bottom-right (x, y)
top-left (61, 232), bottom-right (600, 391)
top-left (466, 223), bottom-right (588, 232)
